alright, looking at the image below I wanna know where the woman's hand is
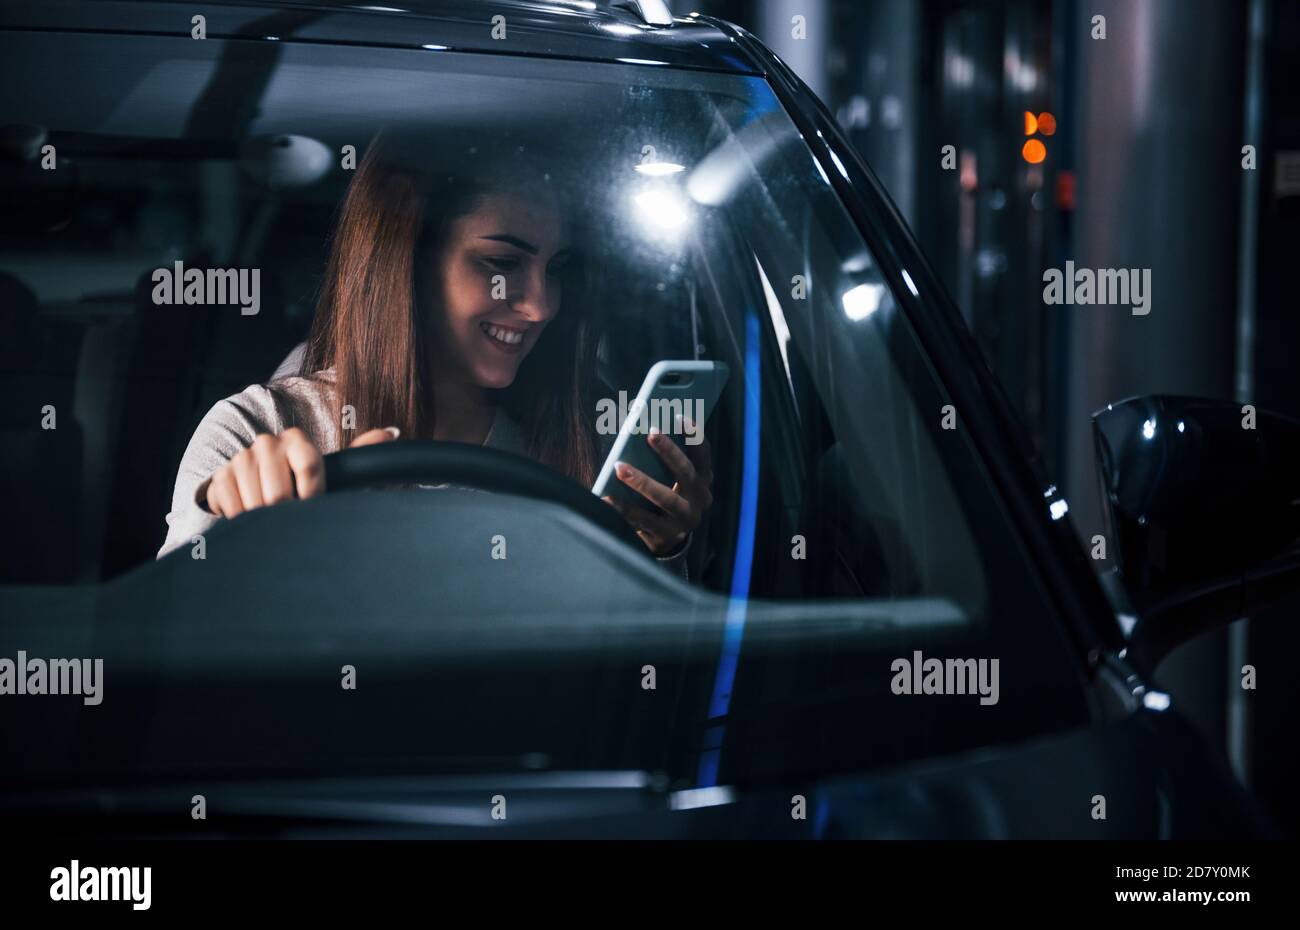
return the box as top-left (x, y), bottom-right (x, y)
top-left (204, 426), bottom-right (399, 518)
top-left (603, 424), bottom-right (714, 557)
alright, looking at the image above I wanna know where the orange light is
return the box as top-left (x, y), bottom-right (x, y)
top-left (1023, 111), bottom-right (1038, 135)
top-left (1037, 111), bottom-right (1057, 136)
top-left (1022, 139), bottom-right (1047, 164)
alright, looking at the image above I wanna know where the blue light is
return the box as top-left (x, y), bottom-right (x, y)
top-left (698, 310), bottom-right (761, 785)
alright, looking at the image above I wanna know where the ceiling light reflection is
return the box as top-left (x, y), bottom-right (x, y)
top-left (842, 283), bottom-right (884, 321)
top-left (632, 187), bottom-right (690, 237)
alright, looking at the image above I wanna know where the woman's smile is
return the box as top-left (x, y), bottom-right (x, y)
top-left (480, 321), bottom-right (528, 353)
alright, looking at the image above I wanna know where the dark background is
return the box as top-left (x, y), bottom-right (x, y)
top-left (685, 0), bottom-right (1300, 835)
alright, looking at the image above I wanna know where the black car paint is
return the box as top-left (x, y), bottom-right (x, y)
top-left (0, 0), bottom-right (758, 74)
top-left (1094, 394), bottom-right (1300, 668)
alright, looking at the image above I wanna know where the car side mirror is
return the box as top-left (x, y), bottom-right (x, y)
top-left (1093, 395), bottom-right (1300, 666)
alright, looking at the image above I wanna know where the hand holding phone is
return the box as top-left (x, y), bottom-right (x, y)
top-left (592, 360), bottom-right (727, 506)
top-left (592, 360), bottom-right (727, 555)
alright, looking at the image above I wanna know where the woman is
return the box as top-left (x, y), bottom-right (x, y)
top-left (158, 134), bottom-right (713, 564)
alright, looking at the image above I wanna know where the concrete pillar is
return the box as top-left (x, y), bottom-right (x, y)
top-left (1064, 0), bottom-right (1244, 745)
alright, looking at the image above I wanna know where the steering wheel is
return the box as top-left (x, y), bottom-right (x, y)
top-left (322, 440), bottom-right (647, 554)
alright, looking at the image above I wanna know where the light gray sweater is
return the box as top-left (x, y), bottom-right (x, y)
top-left (158, 370), bottom-right (690, 574)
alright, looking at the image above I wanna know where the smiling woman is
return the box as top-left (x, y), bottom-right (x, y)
top-left (158, 131), bottom-right (713, 562)
top-left (303, 133), bottom-right (597, 469)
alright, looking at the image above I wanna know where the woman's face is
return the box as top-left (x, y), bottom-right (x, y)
top-left (431, 190), bottom-right (571, 390)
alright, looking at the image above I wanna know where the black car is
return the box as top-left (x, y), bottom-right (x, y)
top-left (0, 0), bottom-right (1293, 839)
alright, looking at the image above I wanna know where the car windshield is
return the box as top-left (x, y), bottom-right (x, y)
top-left (0, 32), bottom-right (1087, 792)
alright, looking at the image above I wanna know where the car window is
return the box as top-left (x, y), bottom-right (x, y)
top-left (0, 32), bottom-right (1088, 786)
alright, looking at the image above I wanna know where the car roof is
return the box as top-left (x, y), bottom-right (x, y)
top-left (0, 0), bottom-right (764, 75)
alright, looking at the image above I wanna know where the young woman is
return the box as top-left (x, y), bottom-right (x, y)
top-left (159, 134), bottom-right (713, 565)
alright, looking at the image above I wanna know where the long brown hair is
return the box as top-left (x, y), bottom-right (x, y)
top-left (302, 132), bottom-right (602, 485)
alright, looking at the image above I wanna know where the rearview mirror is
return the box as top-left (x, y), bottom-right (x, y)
top-left (1092, 395), bottom-right (1300, 666)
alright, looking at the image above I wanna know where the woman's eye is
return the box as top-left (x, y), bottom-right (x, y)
top-left (485, 257), bottom-right (519, 273)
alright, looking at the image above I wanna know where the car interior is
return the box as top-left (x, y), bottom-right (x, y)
top-left (0, 37), bottom-right (709, 584)
top-left (0, 31), bottom-right (960, 607)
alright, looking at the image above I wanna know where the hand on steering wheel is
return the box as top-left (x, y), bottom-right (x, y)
top-left (204, 426), bottom-right (399, 518)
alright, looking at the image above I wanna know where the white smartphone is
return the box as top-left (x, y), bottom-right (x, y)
top-left (592, 360), bottom-right (730, 508)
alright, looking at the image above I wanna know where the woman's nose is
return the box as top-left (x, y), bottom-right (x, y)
top-left (510, 267), bottom-right (559, 322)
